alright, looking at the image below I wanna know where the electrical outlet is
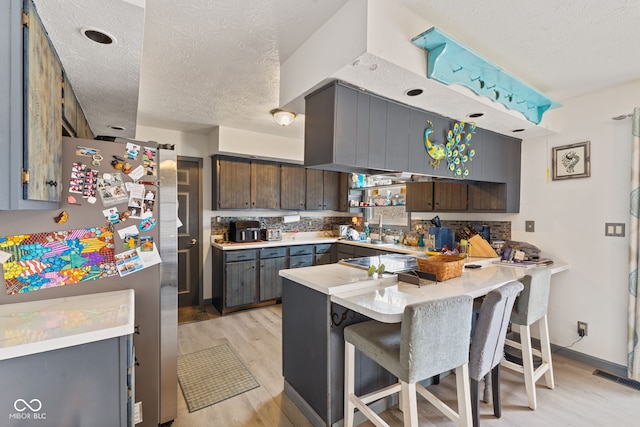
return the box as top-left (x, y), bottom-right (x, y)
top-left (577, 321), bottom-right (588, 337)
top-left (525, 220), bottom-right (535, 232)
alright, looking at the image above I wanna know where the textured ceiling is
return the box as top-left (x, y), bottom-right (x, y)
top-left (33, 0), bottom-right (144, 138)
top-left (34, 0), bottom-right (640, 141)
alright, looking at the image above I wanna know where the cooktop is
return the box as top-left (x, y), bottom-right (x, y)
top-left (339, 254), bottom-right (418, 273)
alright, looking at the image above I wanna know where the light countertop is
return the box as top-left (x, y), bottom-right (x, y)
top-left (0, 289), bottom-right (135, 361)
top-left (211, 232), bottom-right (337, 250)
top-left (282, 261), bottom-right (568, 323)
top-left (211, 231), bottom-right (433, 256)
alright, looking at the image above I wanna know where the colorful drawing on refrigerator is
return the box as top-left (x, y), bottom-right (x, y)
top-left (0, 226), bottom-right (117, 295)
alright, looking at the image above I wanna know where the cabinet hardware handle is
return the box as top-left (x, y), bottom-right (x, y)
top-left (46, 180), bottom-right (57, 187)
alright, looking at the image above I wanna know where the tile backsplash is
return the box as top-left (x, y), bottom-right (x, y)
top-left (211, 216), bottom-right (354, 235)
top-left (211, 216), bottom-right (511, 242)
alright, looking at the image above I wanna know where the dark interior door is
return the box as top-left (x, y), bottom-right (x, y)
top-left (177, 157), bottom-right (202, 307)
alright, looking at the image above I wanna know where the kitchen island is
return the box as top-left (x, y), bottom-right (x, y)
top-left (279, 261), bottom-right (568, 427)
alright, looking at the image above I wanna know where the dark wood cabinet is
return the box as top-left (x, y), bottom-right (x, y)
top-left (315, 244), bottom-right (334, 265)
top-left (214, 156), bottom-right (251, 209)
top-left (434, 182), bottom-right (468, 211)
top-left (305, 168), bottom-right (324, 210)
top-left (223, 250), bottom-right (259, 309)
top-left (468, 182), bottom-right (506, 211)
top-left (405, 182), bottom-right (434, 212)
top-left (259, 247), bottom-right (287, 302)
top-left (323, 170), bottom-right (340, 211)
top-left (337, 243), bottom-right (356, 261)
top-left (23, 0), bottom-right (63, 203)
top-left (62, 73), bottom-right (78, 135)
top-left (280, 164), bottom-right (306, 210)
top-left (306, 169), bottom-right (341, 211)
top-left (214, 243), bottom-right (337, 314)
top-left (251, 160), bottom-right (280, 209)
top-left (213, 155), bottom-right (347, 212)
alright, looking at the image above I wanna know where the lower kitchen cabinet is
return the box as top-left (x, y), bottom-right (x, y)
top-left (213, 243), bottom-right (336, 314)
top-left (315, 243), bottom-right (334, 265)
top-left (224, 253), bottom-right (258, 309)
top-left (1, 335), bottom-right (133, 426)
top-left (337, 243), bottom-right (356, 260)
top-left (259, 247), bottom-right (287, 301)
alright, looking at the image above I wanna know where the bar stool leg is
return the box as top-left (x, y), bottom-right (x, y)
top-left (344, 342), bottom-right (356, 427)
top-left (455, 364), bottom-right (473, 427)
top-left (539, 315), bottom-right (555, 389)
top-left (519, 324), bottom-right (537, 410)
top-left (401, 381), bottom-right (418, 426)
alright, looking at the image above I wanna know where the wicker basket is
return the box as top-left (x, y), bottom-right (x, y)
top-left (416, 255), bottom-right (465, 281)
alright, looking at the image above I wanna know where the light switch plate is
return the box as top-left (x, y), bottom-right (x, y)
top-left (605, 222), bottom-right (625, 237)
top-left (525, 220), bottom-right (535, 232)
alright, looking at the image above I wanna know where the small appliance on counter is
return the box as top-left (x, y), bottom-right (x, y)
top-left (229, 220), bottom-right (261, 242)
top-left (333, 224), bottom-right (351, 238)
top-left (260, 227), bottom-right (282, 241)
top-left (428, 226), bottom-right (455, 251)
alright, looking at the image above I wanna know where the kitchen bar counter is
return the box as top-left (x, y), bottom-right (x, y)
top-left (280, 261), bottom-right (568, 426)
top-left (0, 289), bottom-right (134, 361)
top-left (332, 262), bottom-right (568, 323)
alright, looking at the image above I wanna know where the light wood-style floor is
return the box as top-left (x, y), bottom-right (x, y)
top-left (173, 304), bottom-right (639, 427)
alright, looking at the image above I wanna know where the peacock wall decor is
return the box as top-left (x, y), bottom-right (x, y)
top-left (424, 120), bottom-right (477, 177)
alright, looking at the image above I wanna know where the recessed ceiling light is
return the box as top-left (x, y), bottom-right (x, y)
top-left (109, 125), bottom-right (126, 131)
top-left (512, 128), bottom-right (525, 133)
top-left (467, 112), bottom-right (484, 118)
top-left (81, 27), bottom-right (115, 45)
top-left (405, 88), bottom-right (424, 97)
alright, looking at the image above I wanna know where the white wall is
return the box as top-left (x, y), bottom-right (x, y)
top-left (216, 126), bottom-right (303, 162)
top-left (514, 80), bottom-right (640, 366)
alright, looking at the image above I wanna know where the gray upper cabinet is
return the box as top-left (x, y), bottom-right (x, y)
top-left (385, 101), bottom-right (410, 172)
top-left (334, 83), bottom-right (358, 166)
top-left (355, 91), bottom-right (370, 169)
top-left (368, 96), bottom-right (387, 170)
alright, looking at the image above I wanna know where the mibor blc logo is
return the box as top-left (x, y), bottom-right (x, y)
top-left (9, 398), bottom-right (46, 420)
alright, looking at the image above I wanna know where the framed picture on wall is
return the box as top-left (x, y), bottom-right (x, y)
top-left (552, 141), bottom-right (591, 180)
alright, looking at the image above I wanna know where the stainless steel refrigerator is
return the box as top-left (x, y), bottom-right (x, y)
top-left (0, 136), bottom-right (178, 426)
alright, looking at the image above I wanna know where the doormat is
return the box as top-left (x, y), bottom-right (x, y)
top-left (178, 343), bottom-right (260, 412)
top-left (178, 306), bottom-right (211, 324)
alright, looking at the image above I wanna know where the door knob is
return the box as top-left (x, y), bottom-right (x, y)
top-left (188, 238), bottom-right (197, 247)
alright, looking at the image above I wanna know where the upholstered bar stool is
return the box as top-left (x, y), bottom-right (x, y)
top-left (469, 281), bottom-right (524, 427)
top-left (500, 269), bottom-right (554, 410)
top-left (343, 295), bottom-right (474, 427)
